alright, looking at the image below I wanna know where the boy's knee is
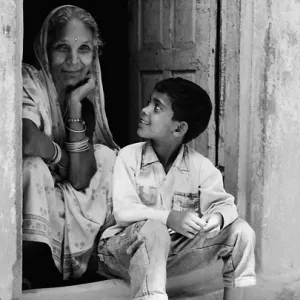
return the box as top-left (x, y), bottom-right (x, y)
top-left (230, 219), bottom-right (256, 245)
top-left (140, 220), bottom-right (171, 247)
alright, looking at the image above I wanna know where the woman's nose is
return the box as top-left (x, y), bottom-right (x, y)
top-left (67, 50), bottom-right (79, 65)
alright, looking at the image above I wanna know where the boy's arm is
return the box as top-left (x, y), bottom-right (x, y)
top-left (112, 153), bottom-right (170, 227)
top-left (199, 158), bottom-right (238, 229)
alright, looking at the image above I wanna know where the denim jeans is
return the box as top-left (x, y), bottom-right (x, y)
top-left (97, 218), bottom-right (256, 300)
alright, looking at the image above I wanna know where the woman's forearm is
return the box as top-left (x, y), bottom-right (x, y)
top-left (66, 102), bottom-right (96, 190)
top-left (23, 119), bottom-right (69, 168)
top-left (23, 119), bottom-right (55, 160)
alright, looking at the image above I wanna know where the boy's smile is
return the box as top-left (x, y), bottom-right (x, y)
top-left (137, 90), bottom-right (179, 141)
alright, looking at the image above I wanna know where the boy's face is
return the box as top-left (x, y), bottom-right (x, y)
top-left (137, 90), bottom-right (179, 141)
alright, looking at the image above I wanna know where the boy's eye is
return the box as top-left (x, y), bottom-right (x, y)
top-left (154, 104), bottom-right (161, 111)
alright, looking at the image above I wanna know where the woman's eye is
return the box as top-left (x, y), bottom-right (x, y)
top-left (54, 44), bottom-right (69, 51)
top-left (79, 45), bottom-right (91, 52)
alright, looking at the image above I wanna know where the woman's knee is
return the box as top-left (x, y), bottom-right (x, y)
top-left (23, 156), bottom-right (52, 187)
top-left (23, 156), bottom-right (48, 173)
top-left (94, 144), bottom-right (116, 170)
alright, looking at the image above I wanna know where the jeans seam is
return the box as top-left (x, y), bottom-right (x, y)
top-left (171, 243), bottom-right (234, 257)
top-left (135, 230), bottom-right (152, 298)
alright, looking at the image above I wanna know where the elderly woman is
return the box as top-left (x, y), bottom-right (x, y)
top-left (22, 5), bottom-right (118, 288)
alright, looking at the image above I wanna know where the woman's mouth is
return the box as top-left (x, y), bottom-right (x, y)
top-left (62, 70), bottom-right (81, 75)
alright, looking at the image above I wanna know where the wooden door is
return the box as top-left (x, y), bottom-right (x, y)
top-left (128, 0), bottom-right (217, 161)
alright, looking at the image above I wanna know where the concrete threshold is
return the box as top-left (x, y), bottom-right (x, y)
top-left (22, 264), bottom-right (300, 300)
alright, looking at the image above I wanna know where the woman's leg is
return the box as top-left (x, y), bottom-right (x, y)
top-left (23, 241), bottom-right (62, 289)
top-left (23, 156), bottom-right (64, 288)
top-left (98, 220), bottom-right (171, 300)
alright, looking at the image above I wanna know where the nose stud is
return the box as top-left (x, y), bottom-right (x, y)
top-left (74, 37), bottom-right (78, 41)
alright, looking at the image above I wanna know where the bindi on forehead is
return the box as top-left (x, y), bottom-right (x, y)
top-left (55, 19), bottom-right (93, 44)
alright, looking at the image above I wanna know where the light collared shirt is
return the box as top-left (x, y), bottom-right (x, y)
top-left (101, 141), bottom-right (238, 239)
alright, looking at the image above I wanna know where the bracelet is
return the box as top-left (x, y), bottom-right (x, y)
top-left (66, 144), bottom-right (90, 153)
top-left (64, 137), bottom-right (90, 153)
top-left (67, 118), bottom-right (86, 125)
top-left (65, 123), bottom-right (87, 133)
top-left (58, 162), bottom-right (68, 169)
top-left (48, 141), bottom-right (62, 165)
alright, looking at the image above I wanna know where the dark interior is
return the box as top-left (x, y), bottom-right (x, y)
top-left (22, 0), bottom-right (129, 289)
top-left (23, 0), bottom-right (129, 147)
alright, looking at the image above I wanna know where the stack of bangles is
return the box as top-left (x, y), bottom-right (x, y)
top-left (65, 137), bottom-right (90, 152)
top-left (64, 118), bottom-right (90, 152)
top-left (48, 141), bottom-right (67, 168)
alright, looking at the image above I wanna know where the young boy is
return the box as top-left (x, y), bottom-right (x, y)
top-left (98, 78), bottom-right (256, 300)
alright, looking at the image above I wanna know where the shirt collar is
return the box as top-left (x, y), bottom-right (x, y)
top-left (141, 141), bottom-right (189, 172)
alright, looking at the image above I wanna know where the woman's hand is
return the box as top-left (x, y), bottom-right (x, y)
top-left (66, 74), bottom-right (95, 119)
top-left (68, 74), bottom-right (96, 105)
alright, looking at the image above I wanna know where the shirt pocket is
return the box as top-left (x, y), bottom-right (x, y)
top-left (172, 192), bottom-right (200, 214)
top-left (136, 185), bottom-right (157, 207)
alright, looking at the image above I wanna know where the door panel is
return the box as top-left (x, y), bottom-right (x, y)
top-left (128, 0), bottom-right (217, 161)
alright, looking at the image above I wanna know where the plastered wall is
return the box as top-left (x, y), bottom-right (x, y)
top-left (249, 0), bottom-right (300, 276)
top-left (0, 0), bottom-right (23, 299)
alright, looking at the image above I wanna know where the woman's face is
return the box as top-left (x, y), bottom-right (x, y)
top-left (49, 19), bottom-right (94, 91)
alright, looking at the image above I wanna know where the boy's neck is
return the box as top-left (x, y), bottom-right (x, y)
top-left (151, 139), bottom-right (183, 174)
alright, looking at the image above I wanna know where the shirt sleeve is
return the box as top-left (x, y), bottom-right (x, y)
top-left (22, 83), bottom-right (42, 129)
top-left (112, 149), bottom-right (170, 228)
top-left (199, 157), bottom-right (238, 228)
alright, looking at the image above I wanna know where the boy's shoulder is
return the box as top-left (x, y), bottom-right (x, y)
top-left (118, 142), bottom-right (146, 158)
top-left (185, 144), bottom-right (216, 170)
top-left (185, 144), bottom-right (207, 161)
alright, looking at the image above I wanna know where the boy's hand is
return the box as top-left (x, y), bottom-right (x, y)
top-left (167, 211), bottom-right (206, 239)
top-left (200, 213), bottom-right (223, 238)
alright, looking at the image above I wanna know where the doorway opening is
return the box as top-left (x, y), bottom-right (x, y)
top-left (22, 0), bottom-right (129, 291)
top-left (23, 0), bottom-right (130, 147)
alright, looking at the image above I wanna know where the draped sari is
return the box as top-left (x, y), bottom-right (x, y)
top-left (22, 5), bottom-right (118, 280)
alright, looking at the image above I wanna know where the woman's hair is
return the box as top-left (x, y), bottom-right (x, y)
top-left (46, 6), bottom-right (104, 54)
top-left (154, 77), bottom-right (212, 144)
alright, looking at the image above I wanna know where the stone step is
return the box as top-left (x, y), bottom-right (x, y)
top-left (23, 262), bottom-right (223, 300)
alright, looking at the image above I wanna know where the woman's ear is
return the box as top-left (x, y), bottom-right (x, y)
top-left (174, 121), bottom-right (188, 138)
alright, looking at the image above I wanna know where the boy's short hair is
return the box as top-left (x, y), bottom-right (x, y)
top-left (154, 77), bottom-right (212, 143)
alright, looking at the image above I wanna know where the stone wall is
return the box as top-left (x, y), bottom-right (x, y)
top-left (249, 0), bottom-right (300, 276)
top-left (0, 0), bottom-right (23, 299)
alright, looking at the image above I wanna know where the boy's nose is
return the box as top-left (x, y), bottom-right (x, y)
top-left (141, 103), bottom-right (151, 115)
top-left (141, 107), bottom-right (147, 116)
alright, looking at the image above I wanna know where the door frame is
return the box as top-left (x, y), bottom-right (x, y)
top-left (219, 0), bottom-right (254, 221)
top-left (0, 0), bottom-right (254, 298)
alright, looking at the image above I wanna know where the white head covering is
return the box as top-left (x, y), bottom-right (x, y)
top-left (33, 5), bottom-right (118, 150)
